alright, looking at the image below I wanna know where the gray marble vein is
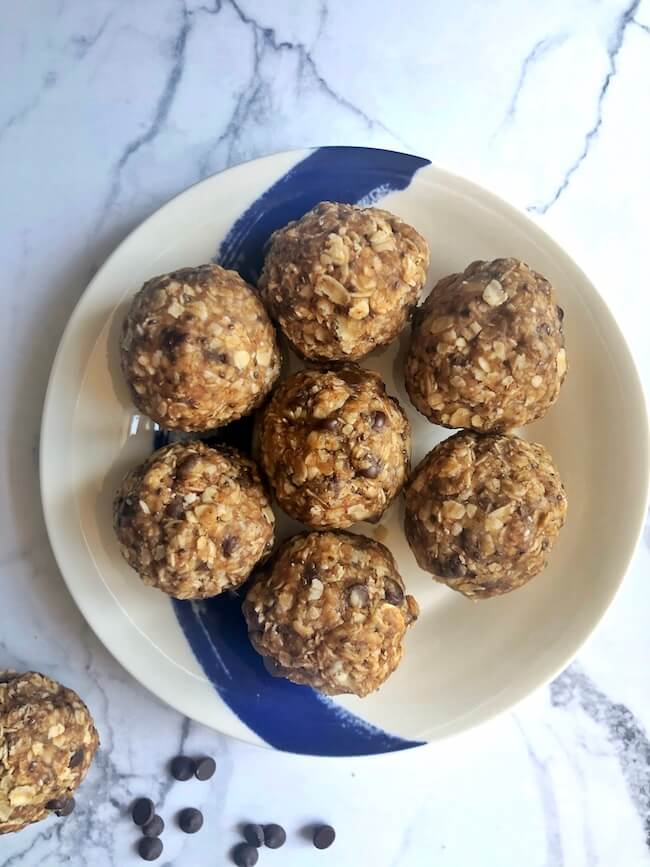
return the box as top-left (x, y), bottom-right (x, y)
top-left (499, 34), bottom-right (568, 129)
top-left (530, 0), bottom-right (641, 214)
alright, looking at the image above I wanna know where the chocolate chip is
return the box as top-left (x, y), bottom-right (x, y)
top-left (222, 535), bottom-right (238, 558)
top-left (384, 578), bottom-right (404, 606)
top-left (303, 560), bottom-right (319, 582)
top-left (262, 656), bottom-right (284, 677)
top-left (346, 584), bottom-right (369, 608)
top-left (194, 756), bottom-right (216, 781)
top-left (142, 814), bottom-right (165, 837)
top-left (243, 823), bottom-right (265, 847)
top-left (132, 798), bottom-right (155, 826)
top-left (178, 807), bottom-right (203, 834)
top-left (371, 410), bottom-right (387, 430)
top-left (68, 748), bottom-right (84, 769)
top-left (138, 836), bottom-right (163, 861)
top-left (46, 797), bottom-right (68, 812)
top-left (205, 350), bottom-right (229, 364)
top-left (320, 417), bottom-right (339, 431)
top-left (358, 460), bottom-right (381, 479)
top-left (537, 322), bottom-right (552, 336)
top-left (55, 797), bottom-right (75, 818)
top-left (161, 326), bottom-right (186, 352)
top-left (166, 496), bottom-right (185, 518)
top-left (263, 823), bottom-right (286, 849)
top-left (170, 755), bottom-right (195, 781)
top-left (557, 305), bottom-right (565, 321)
top-left (313, 825), bottom-right (336, 849)
top-left (233, 843), bottom-right (259, 866)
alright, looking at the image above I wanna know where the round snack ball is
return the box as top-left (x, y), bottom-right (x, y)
top-left (243, 531), bottom-right (419, 697)
top-left (121, 264), bottom-right (281, 432)
top-left (259, 201), bottom-right (429, 361)
top-left (259, 365), bottom-right (410, 529)
top-left (0, 671), bottom-right (99, 835)
top-left (404, 431), bottom-right (567, 598)
top-left (405, 258), bottom-right (567, 431)
top-left (114, 441), bottom-right (274, 600)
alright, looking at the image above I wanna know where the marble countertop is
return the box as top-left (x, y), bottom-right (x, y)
top-left (2, 1), bottom-right (649, 864)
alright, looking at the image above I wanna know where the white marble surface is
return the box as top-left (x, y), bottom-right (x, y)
top-left (1, 0), bottom-right (650, 864)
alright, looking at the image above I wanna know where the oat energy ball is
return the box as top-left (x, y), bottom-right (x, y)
top-left (405, 432), bottom-right (567, 598)
top-left (114, 441), bottom-right (274, 599)
top-left (244, 531), bottom-right (419, 697)
top-left (0, 671), bottom-right (99, 835)
top-left (259, 201), bottom-right (429, 361)
top-left (121, 264), bottom-right (281, 431)
top-left (405, 258), bottom-right (567, 431)
top-left (259, 365), bottom-right (411, 529)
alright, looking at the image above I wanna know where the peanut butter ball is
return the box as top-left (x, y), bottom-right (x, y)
top-left (405, 258), bottom-right (567, 431)
top-left (244, 531), bottom-right (419, 697)
top-left (404, 431), bottom-right (567, 598)
top-left (121, 264), bottom-right (281, 431)
top-left (259, 202), bottom-right (429, 361)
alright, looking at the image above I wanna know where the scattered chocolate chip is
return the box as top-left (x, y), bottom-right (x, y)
top-left (313, 825), bottom-right (336, 849)
top-left (46, 797), bottom-right (67, 812)
top-left (55, 797), bottom-right (75, 818)
top-left (138, 836), bottom-right (163, 861)
top-left (233, 842), bottom-right (259, 866)
top-left (178, 807), bottom-right (203, 834)
top-left (243, 823), bottom-right (265, 847)
top-left (320, 417), bottom-right (339, 431)
top-left (194, 756), bottom-right (216, 781)
top-left (358, 460), bottom-right (380, 479)
top-left (166, 496), bottom-right (185, 519)
top-left (346, 584), bottom-right (369, 608)
top-left (384, 578), bottom-right (404, 606)
top-left (222, 535), bottom-right (238, 558)
top-left (68, 748), bottom-right (84, 769)
top-left (142, 814), bottom-right (165, 837)
top-left (371, 410), bottom-right (387, 430)
top-left (263, 823), bottom-right (286, 849)
top-left (132, 798), bottom-right (155, 827)
top-left (170, 755), bottom-right (195, 781)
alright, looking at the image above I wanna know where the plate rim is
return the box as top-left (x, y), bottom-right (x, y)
top-left (39, 145), bottom-right (650, 755)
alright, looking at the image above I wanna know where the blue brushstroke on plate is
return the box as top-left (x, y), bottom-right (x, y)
top-left (165, 146), bottom-right (429, 755)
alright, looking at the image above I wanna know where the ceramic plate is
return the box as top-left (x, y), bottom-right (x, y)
top-left (40, 147), bottom-right (649, 756)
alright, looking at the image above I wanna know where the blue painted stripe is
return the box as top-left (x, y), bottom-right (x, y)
top-left (166, 146), bottom-right (429, 755)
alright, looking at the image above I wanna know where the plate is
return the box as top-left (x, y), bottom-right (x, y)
top-left (40, 147), bottom-right (649, 756)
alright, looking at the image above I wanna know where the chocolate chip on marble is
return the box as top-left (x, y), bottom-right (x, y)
top-left (138, 836), bottom-right (163, 861)
top-left (194, 756), bottom-right (216, 781)
top-left (178, 807), bottom-right (203, 834)
top-left (313, 824), bottom-right (336, 849)
top-left (372, 410), bottom-right (387, 430)
top-left (233, 842), bottom-right (259, 866)
top-left (170, 755), bottom-right (195, 781)
top-left (347, 584), bottom-right (369, 608)
top-left (55, 797), bottom-right (75, 818)
top-left (68, 748), bottom-right (84, 769)
top-left (384, 578), bottom-right (404, 606)
top-left (243, 823), bottom-right (265, 847)
top-left (263, 823), bottom-right (286, 849)
top-left (132, 798), bottom-right (155, 826)
top-left (142, 814), bottom-right (165, 837)
top-left (46, 797), bottom-right (68, 812)
top-left (222, 535), bottom-right (238, 558)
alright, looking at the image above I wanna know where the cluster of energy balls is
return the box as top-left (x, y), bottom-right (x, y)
top-left (113, 200), bottom-right (568, 700)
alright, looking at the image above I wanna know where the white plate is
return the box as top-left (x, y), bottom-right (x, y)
top-left (40, 147), bottom-right (649, 756)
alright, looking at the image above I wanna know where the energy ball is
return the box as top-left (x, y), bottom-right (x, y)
top-left (259, 365), bottom-right (411, 529)
top-left (121, 264), bottom-right (281, 431)
top-left (243, 531), bottom-right (419, 697)
top-left (404, 431), bottom-right (567, 598)
top-left (259, 201), bottom-right (429, 361)
top-left (405, 258), bottom-right (567, 431)
top-left (114, 441), bottom-right (274, 599)
top-left (0, 671), bottom-right (99, 835)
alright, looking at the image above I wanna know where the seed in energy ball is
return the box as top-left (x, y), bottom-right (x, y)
top-left (142, 815), bottom-right (165, 837)
top-left (233, 843), bottom-right (259, 867)
top-left (263, 823), bottom-right (287, 849)
top-left (313, 825), bottom-right (336, 849)
top-left (178, 807), bottom-right (203, 834)
top-left (170, 755), bottom-right (195, 781)
top-left (132, 798), bottom-right (155, 827)
top-left (243, 823), bottom-right (265, 847)
top-left (138, 836), bottom-right (164, 861)
top-left (194, 756), bottom-right (216, 781)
